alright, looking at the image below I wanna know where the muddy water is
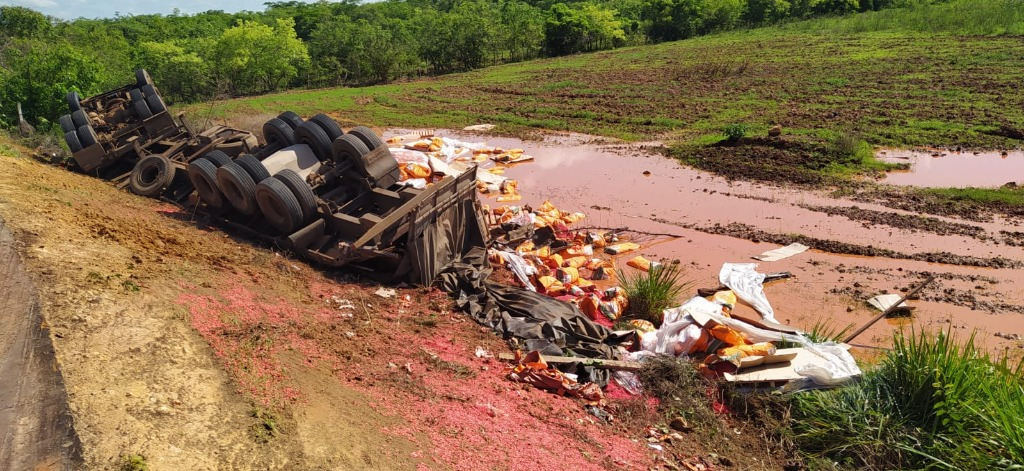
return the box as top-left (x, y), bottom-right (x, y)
top-left (879, 148), bottom-right (1024, 188)
top-left (384, 129), bottom-right (1024, 354)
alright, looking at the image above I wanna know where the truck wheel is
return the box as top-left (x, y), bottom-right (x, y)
top-left (216, 163), bottom-right (258, 215)
top-left (234, 154), bottom-right (271, 182)
top-left (256, 177), bottom-right (304, 233)
top-left (347, 126), bottom-right (385, 151)
top-left (273, 169), bottom-right (316, 222)
top-left (134, 100), bottom-right (153, 120)
top-left (129, 88), bottom-right (144, 103)
top-left (262, 118), bottom-right (295, 148)
top-left (202, 150), bottom-right (232, 167)
top-left (331, 133), bottom-right (370, 166)
top-left (71, 109), bottom-right (89, 128)
top-left (187, 158), bottom-right (224, 208)
top-left (277, 111), bottom-right (303, 130)
top-left (130, 155), bottom-right (176, 197)
top-left (294, 121), bottom-right (332, 162)
top-left (141, 84), bottom-right (157, 97)
top-left (308, 113), bottom-right (344, 141)
top-left (67, 91), bottom-right (81, 112)
top-left (65, 131), bottom-right (82, 153)
top-left (77, 124), bottom-right (98, 148)
top-left (135, 69), bottom-right (153, 87)
top-left (146, 94), bottom-right (166, 114)
top-left (59, 114), bottom-right (75, 133)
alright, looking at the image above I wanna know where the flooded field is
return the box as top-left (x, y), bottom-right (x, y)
top-left (879, 148), bottom-right (1024, 187)
top-left (386, 129), bottom-right (1024, 355)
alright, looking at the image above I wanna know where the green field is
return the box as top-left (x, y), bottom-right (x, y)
top-left (189, 5), bottom-right (1024, 151)
top-left (185, 1), bottom-right (1024, 210)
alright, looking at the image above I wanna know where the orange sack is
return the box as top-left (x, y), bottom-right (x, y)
top-left (709, 323), bottom-right (748, 346)
top-left (626, 256), bottom-right (660, 272)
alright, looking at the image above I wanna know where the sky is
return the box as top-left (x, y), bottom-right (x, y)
top-left (4, 0), bottom-right (314, 20)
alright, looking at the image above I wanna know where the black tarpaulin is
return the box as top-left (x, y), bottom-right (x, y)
top-left (436, 245), bottom-right (630, 385)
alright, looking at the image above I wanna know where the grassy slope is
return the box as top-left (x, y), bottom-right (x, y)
top-left (188, 8), bottom-right (1024, 149)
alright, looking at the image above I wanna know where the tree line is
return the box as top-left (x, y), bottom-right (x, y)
top-left (1, 0), bottom-right (935, 127)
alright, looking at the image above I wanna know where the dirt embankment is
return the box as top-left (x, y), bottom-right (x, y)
top-left (0, 139), bottom-right (671, 469)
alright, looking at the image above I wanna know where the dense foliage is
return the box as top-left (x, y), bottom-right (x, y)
top-left (0, 0), bottom-right (970, 125)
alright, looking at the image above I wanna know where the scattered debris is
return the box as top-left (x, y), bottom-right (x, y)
top-left (462, 124), bottom-right (495, 132)
top-left (374, 287), bottom-right (397, 299)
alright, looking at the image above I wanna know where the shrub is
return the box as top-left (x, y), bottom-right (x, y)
top-left (618, 262), bottom-right (689, 326)
top-left (722, 123), bottom-right (748, 142)
top-left (792, 329), bottom-right (1024, 469)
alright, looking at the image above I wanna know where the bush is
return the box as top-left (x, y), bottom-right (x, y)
top-left (618, 261), bottom-right (689, 326)
top-left (722, 123), bottom-right (748, 142)
top-left (792, 329), bottom-right (1024, 469)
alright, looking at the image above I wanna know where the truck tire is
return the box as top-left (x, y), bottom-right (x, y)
top-left (273, 169), bottom-right (316, 222)
top-left (295, 121), bottom-right (332, 162)
top-left (347, 126), bottom-right (385, 151)
top-left (202, 150), bottom-right (232, 167)
top-left (130, 155), bottom-right (175, 197)
top-left (308, 113), bottom-right (344, 141)
top-left (216, 163), bottom-right (258, 215)
top-left (77, 124), bottom-right (98, 148)
top-left (277, 111), bottom-right (303, 130)
top-left (134, 100), bottom-right (153, 120)
top-left (141, 84), bottom-right (157, 97)
top-left (262, 118), bottom-right (295, 148)
top-left (59, 114), bottom-right (75, 133)
top-left (187, 158), bottom-right (224, 208)
top-left (135, 68), bottom-right (153, 87)
top-left (146, 94), bottom-right (166, 114)
top-left (67, 91), bottom-right (81, 112)
top-left (129, 88), bottom-right (144, 103)
top-left (331, 133), bottom-right (370, 166)
top-left (71, 109), bottom-right (89, 128)
top-left (234, 154), bottom-right (271, 182)
top-left (65, 131), bottom-right (82, 153)
top-left (256, 177), bottom-right (304, 233)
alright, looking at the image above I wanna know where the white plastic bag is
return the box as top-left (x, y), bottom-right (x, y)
top-left (719, 263), bottom-right (777, 323)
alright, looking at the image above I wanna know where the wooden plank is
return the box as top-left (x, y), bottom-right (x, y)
top-left (497, 352), bottom-right (641, 371)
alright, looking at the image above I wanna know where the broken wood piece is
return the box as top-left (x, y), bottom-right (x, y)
top-left (497, 352), bottom-right (641, 371)
top-left (843, 276), bottom-right (934, 343)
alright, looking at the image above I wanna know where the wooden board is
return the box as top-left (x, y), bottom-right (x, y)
top-left (497, 352), bottom-right (641, 371)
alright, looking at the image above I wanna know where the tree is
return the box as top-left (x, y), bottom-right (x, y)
top-left (499, 1), bottom-right (545, 61)
top-left (544, 3), bottom-right (625, 56)
top-left (0, 6), bottom-right (50, 39)
top-left (137, 41), bottom-right (211, 102)
top-left (0, 39), bottom-right (101, 125)
top-left (742, 0), bottom-right (792, 25)
top-left (212, 18), bottom-right (310, 94)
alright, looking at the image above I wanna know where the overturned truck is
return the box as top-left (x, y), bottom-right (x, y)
top-left (60, 70), bottom-right (484, 283)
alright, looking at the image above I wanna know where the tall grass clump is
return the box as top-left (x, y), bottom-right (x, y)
top-left (618, 262), bottom-right (689, 326)
top-left (792, 329), bottom-right (1024, 469)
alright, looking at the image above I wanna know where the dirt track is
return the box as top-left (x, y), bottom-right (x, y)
top-left (0, 217), bottom-right (81, 471)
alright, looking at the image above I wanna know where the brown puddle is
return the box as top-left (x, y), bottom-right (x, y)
top-left (384, 129), bottom-right (1024, 355)
top-left (879, 148), bottom-right (1024, 188)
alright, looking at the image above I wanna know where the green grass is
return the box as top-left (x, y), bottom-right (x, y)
top-left (792, 329), bottom-right (1024, 470)
top-left (182, 0), bottom-right (1024, 150)
top-left (924, 187), bottom-right (1024, 207)
top-left (617, 262), bottom-right (690, 326)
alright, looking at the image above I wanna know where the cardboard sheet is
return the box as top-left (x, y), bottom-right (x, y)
top-left (752, 243), bottom-right (810, 262)
top-left (867, 293), bottom-right (910, 312)
top-left (725, 347), bottom-right (835, 383)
